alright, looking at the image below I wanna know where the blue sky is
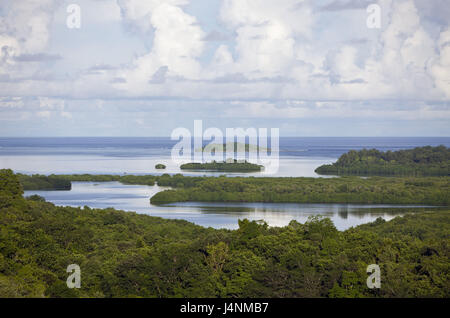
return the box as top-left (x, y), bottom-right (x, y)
top-left (0, 0), bottom-right (449, 136)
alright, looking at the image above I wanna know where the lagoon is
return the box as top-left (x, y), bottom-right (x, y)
top-left (24, 181), bottom-right (440, 231)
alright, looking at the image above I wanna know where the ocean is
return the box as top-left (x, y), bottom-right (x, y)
top-left (1, 137), bottom-right (449, 176)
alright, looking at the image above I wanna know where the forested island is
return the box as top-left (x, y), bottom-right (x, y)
top-left (0, 169), bottom-right (448, 298)
top-left (196, 142), bottom-right (269, 153)
top-left (19, 174), bottom-right (157, 190)
top-left (180, 160), bottom-right (263, 172)
top-left (315, 146), bottom-right (450, 176)
top-left (150, 174), bottom-right (450, 205)
top-left (17, 174), bottom-right (72, 190)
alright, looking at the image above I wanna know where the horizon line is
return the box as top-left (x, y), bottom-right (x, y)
top-left (1, 136), bottom-right (450, 138)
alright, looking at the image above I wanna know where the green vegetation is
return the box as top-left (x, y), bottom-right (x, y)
top-left (150, 174), bottom-right (450, 205)
top-left (180, 160), bottom-right (263, 172)
top-left (17, 173), bottom-right (158, 190)
top-left (0, 169), bottom-right (448, 298)
top-left (315, 146), bottom-right (450, 176)
top-left (155, 164), bottom-right (166, 170)
top-left (17, 174), bottom-right (71, 191)
top-left (196, 142), bottom-right (269, 153)
top-left (18, 174), bottom-right (157, 190)
top-left (49, 174), bottom-right (157, 186)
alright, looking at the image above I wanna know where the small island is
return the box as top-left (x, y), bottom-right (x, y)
top-left (315, 146), bottom-right (450, 176)
top-left (196, 142), bottom-right (269, 153)
top-left (155, 163), bottom-right (166, 170)
top-left (180, 160), bottom-right (263, 172)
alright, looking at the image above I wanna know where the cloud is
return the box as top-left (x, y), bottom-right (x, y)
top-left (60, 111), bottom-right (72, 119)
top-left (203, 30), bottom-right (232, 42)
top-left (110, 77), bottom-right (127, 84)
top-left (13, 53), bottom-right (62, 62)
top-left (211, 73), bottom-right (292, 84)
top-left (217, 0), bottom-right (314, 78)
top-left (117, 0), bottom-right (189, 33)
top-left (431, 28), bottom-right (450, 98)
top-left (39, 97), bottom-right (65, 110)
top-left (0, 97), bottom-right (24, 108)
top-left (413, 0), bottom-right (450, 26)
top-left (223, 100), bottom-right (450, 120)
top-left (1, 0), bottom-right (447, 103)
top-left (88, 64), bottom-right (117, 72)
top-left (0, 0), bottom-right (62, 84)
top-left (115, 0), bottom-right (205, 93)
top-left (149, 66), bottom-right (169, 84)
top-left (320, 0), bottom-right (373, 12)
top-left (0, 0), bottom-right (448, 137)
top-left (0, 0), bottom-right (61, 54)
top-left (36, 110), bottom-right (51, 119)
top-left (342, 78), bottom-right (367, 84)
top-left (0, 72), bottom-right (58, 83)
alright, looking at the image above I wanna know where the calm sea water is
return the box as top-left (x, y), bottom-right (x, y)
top-left (5, 137), bottom-right (449, 229)
top-left (24, 182), bottom-right (440, 231)
top-left (1, 137), bottom-right (449, 176)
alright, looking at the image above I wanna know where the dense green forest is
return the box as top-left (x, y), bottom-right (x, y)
top-left (0, 169), bottom-right (448, 298)
top-left (42, 174), bottom-right (156, 187)
top-left (180, 161), bottom-right (263, 172)
top-left (17, 174), bottom-right (72, 191)
top-left (150, 174), bottom-right (450, 206)
top-left (315, 146), bottom-right (450, 176)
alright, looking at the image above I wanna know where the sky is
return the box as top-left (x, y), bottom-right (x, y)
top-left (0, 0), bottom-right (449, 137)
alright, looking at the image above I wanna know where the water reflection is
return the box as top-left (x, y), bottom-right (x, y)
top-left (24, 182), bottom-right (440, 231)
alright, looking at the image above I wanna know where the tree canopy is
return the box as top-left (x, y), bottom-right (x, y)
top-left (315, 146), bottom-right (450, 176)
top-left (150, 174), bottom-right (450, 206)
top-left (0, 169), bottom-right (448, 298)
top-left (180, 161), bottom-right (263, 172)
